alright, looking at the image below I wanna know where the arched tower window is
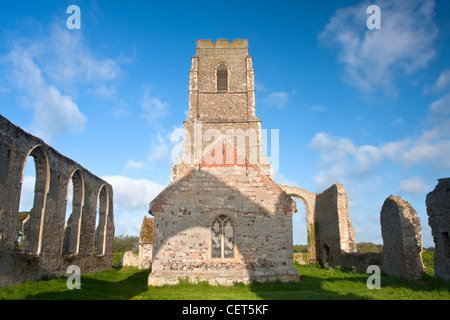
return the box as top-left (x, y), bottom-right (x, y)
top-left (211, 215), bottom-right (234, 259)
top-left (217, 64), bottom-right (228, 92)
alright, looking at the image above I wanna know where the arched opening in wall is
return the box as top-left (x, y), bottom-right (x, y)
top-left (62, 169), bottom-right (84, 255)
top-left (322, 243), bottom-right (330, 266)
top-left (17, 146), bottom-right (49, 253)
top-left (292, 198), bottom-right (308, 261)
top-left (211, 215), bottom-right (234, 259)
top-left (217, 63), bottom-right (228, 92)
top-left (94, 185), bottom-right (108, 255)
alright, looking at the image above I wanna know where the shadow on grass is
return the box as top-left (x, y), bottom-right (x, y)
top-left (247, 264), bottom-right (450, 300)
top-left (23, 268), bottom-right (151, 300)
top-left (8, 265), bottom-right (450, 300)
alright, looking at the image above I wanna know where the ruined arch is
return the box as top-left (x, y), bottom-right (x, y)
top-left (18, 145), bottom-right (49, 254)
top-left (0, 115), bottom-right (115, 287)
top-left (94, 185), bottom-right (109, 255)
top-left (62, 169), bottom-right (84, 255)
top-left (278, 185), bottom-right (318, 263)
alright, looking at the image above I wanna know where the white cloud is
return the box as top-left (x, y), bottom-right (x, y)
top-left (310, 90), bottom-right (450, 189)
top-left (429, 93), bottom-right (450, 116)
top-left (141, 86), bottom-right (169, 123)
top-left (320, 0), bottom-right (438, 93)
top-left (38, 23), bottom-right (120, 85)
top-left (2, 22), bottom-right (123, 139)
top-left (310, 105), bottom-right (327, 112)
top-left (435, 69), bottom-right (450, 89)
top-left (102, 175), bottom-right (164, 236)
top-left (398, 177), bottom-right (430, 195)
top-left (124, 160), bottom-right (146, 170)
top-left (148, 143), bottom-right (171, 163)
top-left (5, 47), bottom-right (86, 139)
top-left (273, 173), bottom-right (299, 187)
top-left (102, 175), bottom-right (164, 213)
top-left (263, 91), bottom-right (290, 108)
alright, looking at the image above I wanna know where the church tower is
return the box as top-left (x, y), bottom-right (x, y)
top-left (148, 40), bottom-right (299, 286)
top-left (172, 39), bottom-right (272, 181)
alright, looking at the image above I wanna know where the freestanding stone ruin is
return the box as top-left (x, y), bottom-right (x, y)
top-left (0, 115), bottom-right (114, 287)
top-left (139, 215), bottom-right (153, 269)
top-left (148, 39), bottom-right (299, 286)
top-left (381, 195), bottom-right (424, 280)
top-left (426, 178), bottom-right (450, 281)
top-left (279, 184), bottom-right (358, 265)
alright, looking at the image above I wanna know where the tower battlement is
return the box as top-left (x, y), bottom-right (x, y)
top-left (196, 39), bottom-right (248, 49)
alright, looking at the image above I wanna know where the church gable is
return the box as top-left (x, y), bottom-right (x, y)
top-left (148, 39), bottom-right (299, 286)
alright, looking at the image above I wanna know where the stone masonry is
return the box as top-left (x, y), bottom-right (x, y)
top-left (148, 39), bottom-right (299, 286)
top-left (139, 215), bottom-right (153, 269)
top-left (381, 195), bottom-right (424, 280)
top-left (0, 115), bottom-right (114, 287)
top-left (279, 184), bottom-right (358, 265)
top-left (426, 178), bottom-right (450, 281)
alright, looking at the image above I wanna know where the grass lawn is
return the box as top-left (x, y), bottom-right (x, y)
top-left (0, 263), bottom-right (449, 300)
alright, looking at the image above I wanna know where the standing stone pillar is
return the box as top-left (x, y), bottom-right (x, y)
top-left (380, 195), bottom-right (424, 280)
top-left (426, 178), bottom-right (450, 282)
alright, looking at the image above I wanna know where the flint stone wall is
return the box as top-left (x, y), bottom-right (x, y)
top-left (148, 165), bottom-right (299, 286)
top-left (139, 243), bottom-right (153, 269)
top-left (426, 178), bottom-right (450, 281)
top-left (121, 251), bottom-right (140, 267)
top-left (315, 184), bottom-right (357, 265)
top-left (0, 115), bottom-right (114, 287)
top-left (381, 195), bottom-right (424, 280)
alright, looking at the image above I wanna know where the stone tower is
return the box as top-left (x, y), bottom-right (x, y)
top-left (148, 39), bottom-right (299, 286)
top-left (172, 39), bottom-right (273, 180)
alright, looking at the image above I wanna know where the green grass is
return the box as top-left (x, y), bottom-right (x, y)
top-left (1, 264), bottom-right (449, 300)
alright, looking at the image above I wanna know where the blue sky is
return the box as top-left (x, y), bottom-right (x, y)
top-left (1, 0), bottom-right (449, 247)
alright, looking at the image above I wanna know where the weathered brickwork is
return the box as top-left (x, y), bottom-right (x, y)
top-left (138, 216), bottom-right (153, 269)
top-left (381, 195), bottom-right (424, 280)
top-left (314, 184), bottom-right (357, 265)
top-left (148, 39), bottom-right (298, 286)
top-left (0, 115), bottom-right (114, 287)
top-left (149, 165), bottom-right (298, 286)
top-left (426, 178), bottom-right (450, 281)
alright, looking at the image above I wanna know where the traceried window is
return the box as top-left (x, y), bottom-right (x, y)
top-left (217, 64), bottom-right (228, 92)
top-left (211, 215), bottom-right (234, 259)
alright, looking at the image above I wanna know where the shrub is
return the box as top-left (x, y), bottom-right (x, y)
top-left (422, 251), bottom-right (434, 267)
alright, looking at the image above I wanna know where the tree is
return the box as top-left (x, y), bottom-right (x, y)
top-left (113, 234), bottom-right (139, 253)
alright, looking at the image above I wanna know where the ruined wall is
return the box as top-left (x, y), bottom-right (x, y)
top-left (139, 243), bottom-right (153, 269)
top-left (148, 165), bottom-right (299, 286)
top-left (0, 115), bottom-right (114, 287)
top-left (426, 178), bottom-right (450, 281)
top-left (314, 184), bottom-right (357, 266)
top-left (380, 195), bottom-right (424, 280)
top-left (121, 251), bottom-right (139, 267)
top-left (335, 252), bottom-right (383, 273)
top-left (278, 185), bottom-right (318, 263)
top-left (138, 216), bottom-right (154, 269)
